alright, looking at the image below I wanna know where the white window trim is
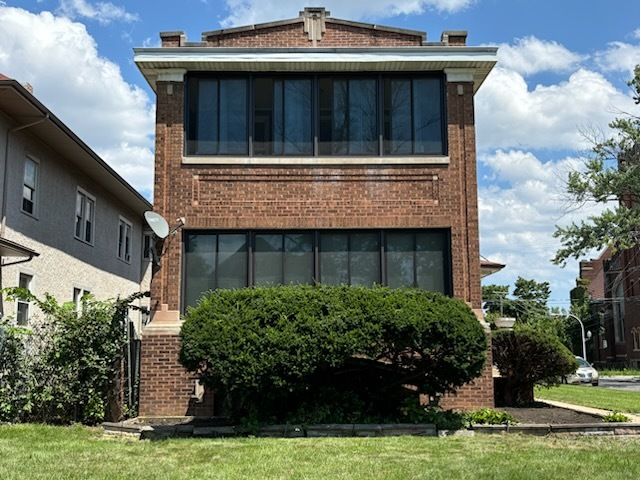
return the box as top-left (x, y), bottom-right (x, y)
top-left (74, 187), bottom-right (96, 245)
top-left (117, 216), bottom-right (133, 263)
top-left (73, 285), bottom-right (92, 313)
top-left (21, 154), bottom-right (39, 218)
top-left (15, 269), bottom-right (34, 326)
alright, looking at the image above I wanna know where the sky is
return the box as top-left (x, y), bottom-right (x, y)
top-left (1, 0), bottom-right (640, 308)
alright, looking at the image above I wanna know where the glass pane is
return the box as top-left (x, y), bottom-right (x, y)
top-left (283, 233), bottom-right (313, 285)
top-left (17, 302), bottom-right (29, 326)
top-left (348, 79), bottom-right (377, 154)
top-left (384, 78), bottom-right (412, 154)
top-left (195, 79), bottom-right (218, 154)
top-left (184, 234), bottom-right (217, 308)
top-left (413, 78), bottom-right (443, 154)
top-left (24, 159), bottom-right (36, 187)
top-left (386, 233), bottom-right (415, 287)
top-left (219, 79), bottom-right (247, 154)
top-left (216, 234), bottom-right (247, 288)
top-left (118, 222), bottom-right (124, 258)
top-left (318, 78), bottom-right (334, 155)
top-left (416, 232), bottom-right (446, 293)
top-left (19, 273), bottom-right (31, 290)
top-left (253, 78), bottom-right (274, 155)
top-left (320, 233), bottom-right (348, 285)
top-left (350, 233), bottom-right (380, 286)
top-left (255, 234), bottom-right (283, 286)
top-left (283, 79), bottom-right (312, 155)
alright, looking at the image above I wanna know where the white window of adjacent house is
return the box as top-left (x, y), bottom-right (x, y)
top-left (73, 287), bottom-right (91, 312)
top-left (118, 217), bottom-right (132, 263)
top-left (75, 189), bottom-right (95, 244)
top-left (22, 157), bottom-right (38, 216)
top-left (16, 273), bottom-right (33, 326)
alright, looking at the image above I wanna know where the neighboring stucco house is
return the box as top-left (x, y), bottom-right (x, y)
top-left (135, 7), bottom-right (498, 416)
top-left (0, 75), bottom-right (152, 331)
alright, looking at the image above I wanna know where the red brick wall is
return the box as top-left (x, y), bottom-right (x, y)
top-left (440, 345), bottom-right (494, 410)
top-left (203, 21), bottom-right (423, 47)
top-left (140, 27), bottom-right (493, 416)
top-left (139, 334), bottom-right (214, 417)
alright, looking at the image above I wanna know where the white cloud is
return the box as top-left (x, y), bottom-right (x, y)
top-left (595, 41), bottom-right (640, 75)
top-left (220, 0), bottom-right (475, 27)
top-left (478, 150), bottom-right (604, 304)
top-left (496, 36), bottom-right (585, 76)
top-left (0, 6), bottom-right (154, 196)
top-left (57, 0), bottom-right (138, 25)
top-left (475, 67), bottom-right (634, 151)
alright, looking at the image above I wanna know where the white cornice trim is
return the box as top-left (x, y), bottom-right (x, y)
top-left (157, 69), bottom-right (187, 82)
top-left (444, 68), bottom-right (475, 83)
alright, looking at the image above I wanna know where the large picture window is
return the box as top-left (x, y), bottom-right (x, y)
top-left (186, 74), bottom-right (446, 157)
top-left (183, 229), bottom-right (450, 309)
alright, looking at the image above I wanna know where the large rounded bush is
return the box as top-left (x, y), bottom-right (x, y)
top-left (493, 325), bottom-right (579, 406)
top-left (180, 285), bottom-right (488, 423)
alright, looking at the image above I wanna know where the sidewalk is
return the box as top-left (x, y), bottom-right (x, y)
top-left (539, 398), bottom-right (640, 423)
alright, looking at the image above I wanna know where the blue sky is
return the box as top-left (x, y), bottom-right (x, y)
top-left (2, 0), bottom-right (640, 306)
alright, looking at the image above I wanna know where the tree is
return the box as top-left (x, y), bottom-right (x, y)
top-left (553, 65), bottom-right (640, 265)
top-left (493, 326), bottom-right (578, 406)
top-left (483, 277), bottom-right (551, 324)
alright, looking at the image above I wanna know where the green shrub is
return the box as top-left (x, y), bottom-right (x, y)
top-left (464, 408), bottom-right (518, 426)
top-left (603, 412), bottom-right (630, 423)
top-left (492, 325), bottom-right (578, 406)
top-left (180, 285), bottom-right (488, 424)
top-left (0, 290), bottom-right (145, 424)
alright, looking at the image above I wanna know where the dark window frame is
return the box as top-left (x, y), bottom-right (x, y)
top-left (185, 73), bottom-right (447, 157)
top-left (182, 229), bottom-right (452, 311)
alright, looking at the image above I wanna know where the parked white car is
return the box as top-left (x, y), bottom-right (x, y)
top-left (565, 356), bottom-right (599, 386)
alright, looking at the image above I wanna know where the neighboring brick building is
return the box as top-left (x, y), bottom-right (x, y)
top-left (134, 7), bottom-right (497, 416)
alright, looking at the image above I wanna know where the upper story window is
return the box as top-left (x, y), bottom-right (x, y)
top-left (75, 189), bottom-right (95, 245)
top-left (22, 157), bottom-right (38, 216)
top-left (118, 217), bottom-right (132, 263)
top-left (185, 74), bottom-right (446, 157)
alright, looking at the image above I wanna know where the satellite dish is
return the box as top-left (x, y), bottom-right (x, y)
top-left (144, 211), bottom-right (170, 239)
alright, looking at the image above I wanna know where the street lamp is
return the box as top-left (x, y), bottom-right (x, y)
top-left (553, 313), bottom-right (588, 361)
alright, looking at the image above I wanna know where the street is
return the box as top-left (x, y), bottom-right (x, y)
top-left (598, 378), bottom-right (640, 392)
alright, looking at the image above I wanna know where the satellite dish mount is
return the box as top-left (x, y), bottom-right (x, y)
top-left (144, 211), bottom-right (185, 266)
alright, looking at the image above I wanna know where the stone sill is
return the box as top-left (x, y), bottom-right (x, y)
top-left (182, 156), bottom-right (450, 166)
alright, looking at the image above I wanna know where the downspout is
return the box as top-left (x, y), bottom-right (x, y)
top-left (1, 113), bottom-right (50, 237)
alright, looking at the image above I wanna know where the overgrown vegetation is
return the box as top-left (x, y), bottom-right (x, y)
top-left (493, 326), bottom-right (578, 406)
top-left (0, 290), bottom-right (146, 425)
top-left (180, 285), bottom-right (488, 424)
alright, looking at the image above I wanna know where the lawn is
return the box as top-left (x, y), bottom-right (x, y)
top-left (535, 384), bottom-right (640, 414)
top-left (2, 423), bottom-right (640, 480)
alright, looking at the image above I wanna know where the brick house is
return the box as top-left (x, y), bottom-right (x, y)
top-left (134, 7), bottom-right (498, 416)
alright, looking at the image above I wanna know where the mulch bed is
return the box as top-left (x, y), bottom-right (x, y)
top-left (498, 402), bottom-right (602, 424)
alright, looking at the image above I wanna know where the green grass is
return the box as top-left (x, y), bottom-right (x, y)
top-left (600, 368), bottom-right (640, 377)
top-left (536, 384), bottom-right (640, 413)
top-left (2, 424), bottom-right (640, 479)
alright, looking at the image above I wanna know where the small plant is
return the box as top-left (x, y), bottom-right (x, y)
top-left (603, 412), bottom-right (630, 423)
top-left (464, 408), bottom-right (518, 426)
